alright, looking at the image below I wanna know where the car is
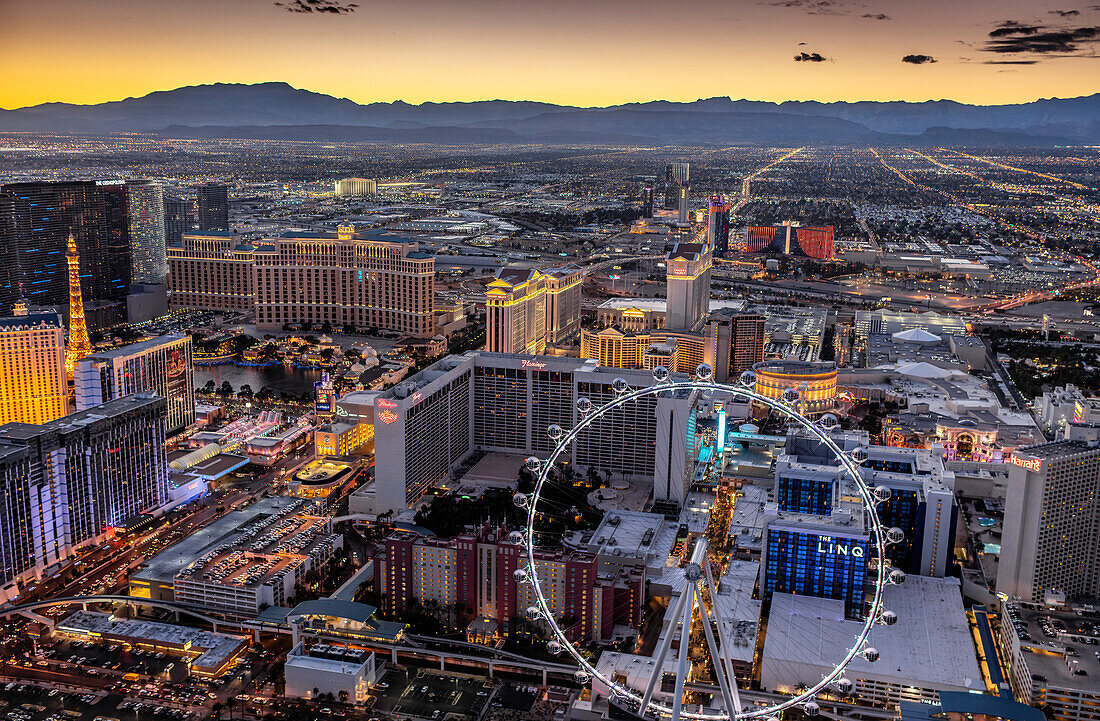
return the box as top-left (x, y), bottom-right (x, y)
top-left (374, 682), bottom-right (389, 690)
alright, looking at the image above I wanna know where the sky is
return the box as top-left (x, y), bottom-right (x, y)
top-left (1, 0), bottom-right (1098, 108)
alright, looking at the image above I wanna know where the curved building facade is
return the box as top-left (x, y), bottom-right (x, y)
top-left (753, 360), bottom-right (838, 415)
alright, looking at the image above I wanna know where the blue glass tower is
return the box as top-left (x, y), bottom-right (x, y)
top-left (764, 525), bottom-right (869, 617)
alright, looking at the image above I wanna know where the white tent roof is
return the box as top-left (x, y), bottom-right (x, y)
top-left (892, 361), bottom-right (960, 379)
top-left (891, 328), bottom-right (942, 343)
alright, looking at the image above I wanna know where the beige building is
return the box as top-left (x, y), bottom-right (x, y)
top-left (485, 264), bottom-right (582, 355)
top-left (334, 178), bottom-right (378, 197)
top-left (0, 310), bottom-right (67, 426)
top-left (665, 241), bottom-right (712, 331)
top-left (580, 310), bottom-right (764, 383)
top-left (253, 226), bottom-right (434, 335)
top-left (167, 231), bottom-right (255, 312)
top-left (999, 441), bottom-right (1100, 604)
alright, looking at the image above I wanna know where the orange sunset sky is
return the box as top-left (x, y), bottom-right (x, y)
top-left (1, 0), bottom-right (1098, 108)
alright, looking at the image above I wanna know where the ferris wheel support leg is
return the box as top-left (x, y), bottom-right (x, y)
top-left (641, 580), bottom-right (693, 713)
top-left (670, 587), bottom-right (696, 721)
top-left (695, 585), bottom-right (737, 717)
top-left (704, 561), bottom-right (743, 715)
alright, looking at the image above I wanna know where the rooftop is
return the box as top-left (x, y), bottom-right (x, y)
top-left (58, 611), bottom-right (246, 672)
top-left (82, 333), bottom-right (188, 359)
top-left (133, 496), bottom-right (307, 587)
top-left (762, 576), bottom-right (983, 692)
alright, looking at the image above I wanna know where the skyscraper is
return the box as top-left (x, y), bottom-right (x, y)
top-left (0, 393), bottom-right (167, 598)
top-left (664, 241), bottom-right (712, 331)
top-left (708, 312), bottom-right (765, 377)
top-left (707, 195), bottom-right (731, 257)
top-left (163, 195), bottom-right (191, 246)
top-left (664, 163), bottom-right (690, 224)
top-left (74, 334), bottom-right (195, 434)
top-left (485, 265), bottom-right (582, 354)
top-left (999, 441), bottom-right (1100, 603)
top-left (0, 181), bottom-right (132, 309)
top-left (196, 183), bottom-right (229, 232)
top-left (125, 180), bottom-right (167, 283)
top-left (0, 309), bottom-right (67, 426)
top-left (0, 194), bottom-right (18, 315)
top-left (64, 232), bottom-right (93, 378)
top-left (641, 180), bottom-right (655, 217)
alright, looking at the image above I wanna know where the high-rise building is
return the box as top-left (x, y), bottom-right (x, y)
top-left (999, 441), bottom-right (1100, 603)
top-left (0, 181), bottom-right (132, 309)
top-left (485, 268), bottom-right (546, 355)
top-left (641, 180), bottom-right (655, 217)
top-left (663, 163), bottom-right (690, 223)
top-left (167, 232), bottom-right (255, 312)
top-left (0, 393), bottom-right (167, 600)
top-left (196, 183), bottom-right (229, 232)
top-left (665, 241), bottom-right (712, 331)
top-left (779, 431), bottom-right (958, 578)
top-left (0, 310), bottom-right (67, 426)
top-left (125, 180), bottom-right (167, 284)
top-left (0, 193), bottom-right (18, 315)
top-left (163, 196), bottom-right (192, 247)
top-left (64, 232), bottom-right (93, 378)
top-left (485, 265), bottom-right (582, 354)
top-left (74, 335), bottom-right (195, 434)
top-left (367, 353), bottom-right (690, 514)
top-left (709, 312), bottom-right (764, 378)
top-left (707, 195), bottom-right (731, 258)
top-left (377, 524), bottom-right (642, 642)
top-left (252, 227), bottom-right (434, 336)
top-left (334, 178), bottom-right (378, 197)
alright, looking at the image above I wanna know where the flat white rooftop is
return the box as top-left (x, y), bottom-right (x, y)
top-left (761, 575), bottom-right (983, 694)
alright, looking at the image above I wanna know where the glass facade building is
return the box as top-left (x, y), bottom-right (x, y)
top-left (777, 474), bottom-right (833, 515)
top-left (125, 180), bottom-right (167, 283)
top-left (764, 526), bottom-right (869, 617)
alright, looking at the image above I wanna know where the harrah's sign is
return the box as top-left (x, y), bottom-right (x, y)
top-left (376, 398), bottom-right (400, 425)
top-left (1007, 453), bottom-right (1041, 472)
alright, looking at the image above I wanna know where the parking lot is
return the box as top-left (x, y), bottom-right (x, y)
top-left (374, 669), bottom-right (492, 720)
top-left (0, 682), bottom-right (199, 721)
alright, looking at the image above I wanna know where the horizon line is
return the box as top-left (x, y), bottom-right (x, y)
top-left (4, 81), bottom-right (1099, 112)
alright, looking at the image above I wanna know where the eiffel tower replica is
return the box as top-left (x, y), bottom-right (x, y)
top-left (64, 231), bottom-right (92, 379)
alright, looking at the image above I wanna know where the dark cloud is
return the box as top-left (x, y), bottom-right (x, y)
top-left (794, 52), bottom-right (828, 62)
top-left (989, 21), bottom-right (1040, 37)
top-left (274, 0), bottom-right (358, 13)
top-left (798, 41), bottom-right (807, 45)
top-left (1049, 9), bottom-right (1081, 16)
top-left (901, 54), bottom-right (936, 64)
top-left (769, 0), bottom-right (844, 16)
top-left (861, 13), bottom-right (891, 20)
top-left (984, 21), bottom-right (1099, 54)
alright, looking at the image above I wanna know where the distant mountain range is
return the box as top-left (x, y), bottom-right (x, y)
top-left (3, 82), bottom-right (1099, 146)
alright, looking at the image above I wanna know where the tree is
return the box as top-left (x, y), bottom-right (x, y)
top-left (239, 384), bottom-right (254, 398)
top-left (219, 380), bottom-right (234, 397)
top-left (202, 380), bottom-right (216, 394)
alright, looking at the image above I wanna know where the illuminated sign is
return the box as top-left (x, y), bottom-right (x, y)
top-left (376, 399), bottom-right (399, 425)
top-left (816, 538), bottom-right (865, 558)
top-left (1007, 454), bottom-right (1041, 472)
top-left (521, 360), bottom-right (547, 370)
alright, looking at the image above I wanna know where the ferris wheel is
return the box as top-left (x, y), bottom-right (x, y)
top-left (510, 364), bottom-right (905, 721)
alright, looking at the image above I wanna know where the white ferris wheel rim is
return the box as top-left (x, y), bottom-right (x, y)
top-left (520, 376), bottom-right (891, 721)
